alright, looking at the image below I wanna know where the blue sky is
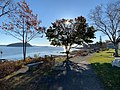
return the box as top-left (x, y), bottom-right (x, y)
top-left (0, 0), bottom-right (115, 46)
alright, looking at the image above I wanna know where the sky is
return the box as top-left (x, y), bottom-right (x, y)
top-left (0, 0), bottom-right (115, 46)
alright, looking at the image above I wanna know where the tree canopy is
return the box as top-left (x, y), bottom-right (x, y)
top-left (46, 16), bottom-right (96, 59)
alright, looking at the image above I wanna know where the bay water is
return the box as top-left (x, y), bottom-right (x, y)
top-left (0, 46), bottom-right (64, 60)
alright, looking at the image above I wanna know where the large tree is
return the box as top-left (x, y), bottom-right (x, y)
top-left (89, 1), bottom-right (120, 56)
top-left (0, 0), bottom-right (14, 17)
top-left (46, 16), bottom-right (96, 60)
top-left (1, 0), bottom-right (45, 61)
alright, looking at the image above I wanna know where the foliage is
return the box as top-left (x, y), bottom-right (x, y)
top-left (1, 0), bottom-right (44, 41)
top-left (1, 0), bottom-right (45, 61)
top-left (89, 1), bottom-right (120, 56)
top-left (0, 61), bottom-right (22, 79)
top-left (76, 50), bottom-right (88, 56)
top-left (89, 49), bottom-right (120, 90)
top-left (0, 0), bottom-right (15, 17)
top-left (46, 16), bottom-right (96, 59)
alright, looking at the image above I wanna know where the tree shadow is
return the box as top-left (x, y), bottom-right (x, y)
top-left (0, 61), bottom-right (112, 90)
top-left (35, 60), bottom-right (105, 90)
top-left (36, 60), bottom-right (87, 90)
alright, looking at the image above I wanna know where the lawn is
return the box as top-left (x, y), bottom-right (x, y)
top-left (89, 49), bottom-right (120, 90)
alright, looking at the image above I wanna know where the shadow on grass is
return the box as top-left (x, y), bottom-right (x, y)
top-left (106, 51), bottom-right (114, 53)
top-left (91, 63), bottom-right (120, 90)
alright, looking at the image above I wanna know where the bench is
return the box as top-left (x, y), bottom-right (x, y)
top-left (112, 57), bottom-right (120, 67)
top-left (27, 61), bottom-right (44, 70)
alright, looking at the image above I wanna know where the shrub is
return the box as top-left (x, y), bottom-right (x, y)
top-left (76, 50), bottom-right (88, 56)
top-left (81, 52), bottom-right (88, 56)
top-left (0, 55), bottom-right (55, 79)
top-left (96, 50), bottom-right (99, 53)
top-left (0, 61), bottom-right (22, 78)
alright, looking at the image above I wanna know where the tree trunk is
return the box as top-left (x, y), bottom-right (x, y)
top-left (64, 45), bottom-right (71, 72)
top-left (23, 38), bottom-right (25, 61)
top-left (23, 43), bottom-right (26, 62)
top-left (66, 50), bottom-right (69, 60)
top-left (24, 42), bottom-right (27, 61)
top-left (23, 17), bottom-right (25, 62)
top-left (114, 43), bottom-right (118, 57)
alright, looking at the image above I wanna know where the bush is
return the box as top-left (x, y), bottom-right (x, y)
top-left (76, 50), bottom-right (88, 56)
top-left (25, 57), bottom-right (45, 64)
top-left (81, 52), bottom-right (88, 56)
top-left (0, 55), bottom-right (56, 79)
top-left (0, 61), bottom-right (22, 78)
top-left (96, 50), bottom-right (99, 53)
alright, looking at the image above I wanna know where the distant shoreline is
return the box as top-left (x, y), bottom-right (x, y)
top-left (7, 43), bottom-right (32, 47)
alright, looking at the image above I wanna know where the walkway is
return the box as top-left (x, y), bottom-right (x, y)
top-left (44, 55), bottom-right (105, 90)
top-left (70, 55), bottom-right (105, 90)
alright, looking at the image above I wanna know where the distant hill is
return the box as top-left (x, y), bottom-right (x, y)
top-left (0, 45), bottom-right (7, 47)
top-left (7, 43), bottom-right (32, 47)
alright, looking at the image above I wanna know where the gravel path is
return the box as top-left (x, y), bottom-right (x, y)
top-left (46, 55), bottom-right (105, 90)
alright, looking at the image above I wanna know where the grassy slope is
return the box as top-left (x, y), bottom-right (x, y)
top-left (89, 49), bottom-right (120, 90)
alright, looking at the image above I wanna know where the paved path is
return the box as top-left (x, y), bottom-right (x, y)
top-left (70, 55), bottom-right (105, 90)
top-left (44, 55), bottom-right (105, 90)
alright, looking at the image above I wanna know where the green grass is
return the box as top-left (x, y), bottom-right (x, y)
top-left (89, 49), bottom-right (120, 90)
top-left (89, 49), bottom-right (114, 64)
top-left (55, 56), bottom-right (66, 63)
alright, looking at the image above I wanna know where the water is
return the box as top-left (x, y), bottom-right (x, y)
top-left (0, 46), bottom-right (64, 60)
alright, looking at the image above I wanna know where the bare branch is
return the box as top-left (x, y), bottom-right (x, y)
top-left (89, 1), bottom-right (120, 56)
top-left (0, 0), bottom-right (15, 17)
